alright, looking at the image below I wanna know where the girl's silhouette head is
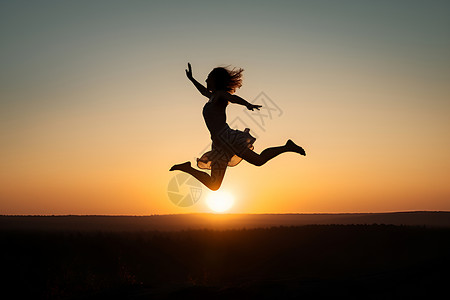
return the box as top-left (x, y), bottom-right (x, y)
top-left (206, 66), bottom-right (244, 94)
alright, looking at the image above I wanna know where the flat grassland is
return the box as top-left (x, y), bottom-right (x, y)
top-left (1, 213), bottom-right (449, 299)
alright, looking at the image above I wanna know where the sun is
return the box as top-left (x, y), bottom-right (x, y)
top-left (206, 190), bottom-right (234, 213)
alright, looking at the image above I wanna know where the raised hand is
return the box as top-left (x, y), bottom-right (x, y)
top-left (247, 104), bottom-right (262, 111)
top-left (185, 62), bottom-right (193, 80)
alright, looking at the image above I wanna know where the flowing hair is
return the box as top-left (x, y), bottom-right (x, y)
top-left (208, 66), bottom-right (244, 93)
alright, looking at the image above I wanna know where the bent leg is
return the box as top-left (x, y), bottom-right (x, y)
top-left (240, 139), bottom-right (305, 167)
top-left (240, 146), bottom-right (286, 167)
top-left (209, 162), bottom-right (227, 191)
top-left (170, 161), bottom-right (226, 191)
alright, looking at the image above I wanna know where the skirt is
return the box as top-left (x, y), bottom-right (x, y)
top-left (197, 125), bottom-right (256, 170)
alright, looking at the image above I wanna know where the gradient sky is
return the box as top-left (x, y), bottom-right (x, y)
top-left (1, 0), bottom-right (449, 215)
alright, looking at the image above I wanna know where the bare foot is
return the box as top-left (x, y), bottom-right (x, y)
top-left (286, 139), bottom-right (306, 156)
top-left (169, 161), bottom-right (191, 171)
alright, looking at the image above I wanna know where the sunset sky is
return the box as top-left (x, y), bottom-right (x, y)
top-left (1, 0), bottom-right (449, 215)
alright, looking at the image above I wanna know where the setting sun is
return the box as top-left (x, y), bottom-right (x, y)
top-left (206, 190), bottom-right (234, 213)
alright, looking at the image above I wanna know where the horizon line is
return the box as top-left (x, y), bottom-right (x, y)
top-left (1, 210), bottom-right (449, 217)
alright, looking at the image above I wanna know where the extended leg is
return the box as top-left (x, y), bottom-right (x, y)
top-left (240, 139), bottom-right (305, 167)
top-left (170, 161), bottom-right (226, 191)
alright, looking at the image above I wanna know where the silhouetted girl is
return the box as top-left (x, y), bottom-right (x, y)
top-left (170, 63), bottom-right (306, 190)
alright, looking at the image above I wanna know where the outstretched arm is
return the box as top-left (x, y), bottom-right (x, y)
top-left (185, 63), bottom-right (211, 98)
top-left (226, 93), bottom-right (262, 111)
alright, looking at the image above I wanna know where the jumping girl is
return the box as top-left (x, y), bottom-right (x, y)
top-left (170, 63), bottom-right (306, 191)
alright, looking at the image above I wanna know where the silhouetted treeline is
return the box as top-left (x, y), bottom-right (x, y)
top-left (2, 212), bottom-right (450, 231)
top-left (1, 225), bottom-right (449, 299)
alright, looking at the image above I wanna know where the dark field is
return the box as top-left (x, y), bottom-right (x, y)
top-left (1, 215), bottom-right (450, 299)
top-left (2, 212), bottom-right (450, 231)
